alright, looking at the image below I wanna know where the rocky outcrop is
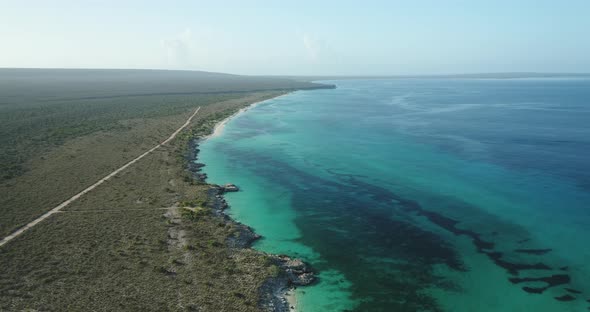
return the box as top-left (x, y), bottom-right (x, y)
top-left (259, 255), bottom-right (315, 312)
top-left (259, 277), bottom-right (290, 312)
top-left (195, 173), bottom-right (208, 181)
top-left (221, 183), bottom-right (240, 192)
top-left (187, 140), bottom-right (209, 183)
top-left (227, 223), bottom-right (262, 249)
top-left (273, 255), bottom-right (315, 286)
top-left (207, 185), bottom-right (228, 212)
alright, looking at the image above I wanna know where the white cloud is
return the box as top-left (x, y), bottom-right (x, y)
top-left (162, 28), bottom-right (192, 68)
top-left (302, 33), bottom-right (320, 62)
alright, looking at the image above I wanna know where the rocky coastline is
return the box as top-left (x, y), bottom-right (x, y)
top-left (187, 138), bottom-right (315, 312)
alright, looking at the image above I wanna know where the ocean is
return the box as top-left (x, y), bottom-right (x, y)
top-left (198, 78), bottom-right (590, 311)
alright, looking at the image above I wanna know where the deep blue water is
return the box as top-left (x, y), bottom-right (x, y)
top-left (200, 79), bottom-right (590, 311)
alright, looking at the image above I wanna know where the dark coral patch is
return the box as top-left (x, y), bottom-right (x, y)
top-left (343, 177), bottom-right (580, 304)
top-left (514, 248), bottom-right (552, 255)
top-left (554, 294), bottom-right (576, 302)
top-left (565, 288), bottom-right (582, 294)
top-left (486, 251), bottom-right (551, 275)
top-left (394, 198), bottom-right (559, 277)
top-left (509, 274), bottom-right (570, 294)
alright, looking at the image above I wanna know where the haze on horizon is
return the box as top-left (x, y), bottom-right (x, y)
top-left (2, 0), bottom-right (589, 76)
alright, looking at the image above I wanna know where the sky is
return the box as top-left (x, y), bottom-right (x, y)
top-left (1, 0), bottom-right (589, 75)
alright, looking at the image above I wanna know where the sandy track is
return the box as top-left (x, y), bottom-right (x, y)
top-left (0, 107), bottom-right (201, 247)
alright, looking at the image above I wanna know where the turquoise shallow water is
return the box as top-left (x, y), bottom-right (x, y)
top-left (199, 79), bottom-right (590, 311)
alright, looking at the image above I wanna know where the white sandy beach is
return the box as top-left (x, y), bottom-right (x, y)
top-left (207, 93), bottom-right (290, 139)
top-left (286, 289), bottom-right (298, 311)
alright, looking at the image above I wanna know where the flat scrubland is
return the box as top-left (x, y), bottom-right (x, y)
top-left (0, 69), bottom-right (325, 311)
top-left (0, 69), bottom-right (322, 236)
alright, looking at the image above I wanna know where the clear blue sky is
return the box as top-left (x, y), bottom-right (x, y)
top-left (2, 0), bottom-right (589, 75)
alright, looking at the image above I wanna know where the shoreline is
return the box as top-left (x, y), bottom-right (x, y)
top-left (205, 92), bottom-right (291, 140)
top-left (191, 91), bottom-right (309, 312)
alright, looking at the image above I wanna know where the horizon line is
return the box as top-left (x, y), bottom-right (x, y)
top-left (1, 67), bottom-right (590, 78)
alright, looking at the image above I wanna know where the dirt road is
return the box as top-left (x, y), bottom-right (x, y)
top-left (0, 107), bottom-right (201, 247)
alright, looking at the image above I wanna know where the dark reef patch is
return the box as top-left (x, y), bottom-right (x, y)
top-left (340, 177), bottom-right (584, 302)
top-left (514, 248), bottom-right (552, 255)
top-left (486, 251), bottom-right (551, 275)
top-left (509, 274), bottom-right (570, 294)
top-left (225, 149), bottom-right (459, 311)
top-left (391, 196), bottom-right (556, 276)
top-left (214, 142), bottom-right (587, 310)
top-left (554, 294), bottom-right (576, 302)
top-left (566, 288), bottom-right (582, 294)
